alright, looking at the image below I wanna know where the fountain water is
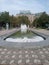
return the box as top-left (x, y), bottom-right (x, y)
top-left (21, 24), bottom-right (27, 33)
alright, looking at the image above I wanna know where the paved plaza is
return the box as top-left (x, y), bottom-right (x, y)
top-left (0, 47), bottom-right (49, 65)
top-left (0, 28), bottom-right (49, 65)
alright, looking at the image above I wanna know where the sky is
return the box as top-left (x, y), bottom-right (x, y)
top-left (0, 0), bottom-right (49, 15)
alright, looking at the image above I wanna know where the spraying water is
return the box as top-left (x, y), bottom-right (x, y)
top-left (21, 24), bottom-right (27, 33)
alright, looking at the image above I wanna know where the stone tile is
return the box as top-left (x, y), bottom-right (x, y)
top-left (10, 60), bottom-right (14, 64)
top-left (34, 59), bottom-right (41, 64)
top-left (1, 51), bottom-right (5, 54)
top-left (12, 55), bottom-right (15, 58)
top-left (45, 51), bottom-right (49, 54)
top-left (5, 55), bottom-right (9, 59)
top-left (30, 58), bottom-right (34, 63)
top-left (45, 59), bottom-right (49, 63)
top-left (4, 49), bottom-right (7, 51)
top-left (34, 55), bottom-right (38, 58)
top-left (39, 51), bottom-right (43, 54)
top-left (31, 51), bottom-right (34, 53)
top-left (19, 51), bottom-right (22, 54)
top-left (18, 63), bottom-right (25, 65)
top-left (26, 59), bottom-right (30, 63)
top-left (18, 59), bottom-right (22, 64)
top-left (28, 63), bottom-right (33, 65)
top-left (0, 55), bottom-right (2, 59)
top-left (38, 49), bottom-right (41, 51)
top-left (44, 60), bottom-right (49, 65)
top-left (32, 54), bottom-right (38, 58)
top-left (47, 48), bottom-right (49, 50)
top-left (25, 51), bottom-right (28, 53)
top-left (19, 55), bottom-right (22, 58)
top-left (13, 51), bottom-right (16, 54)
top-left (10, 63), bottom-right (16, 65)
top-left (25, 54), bottom-right (29, 58)
top-left (1, 60), bottom-right (6, 64)
top-left (42, 48), bottom-right (46, 51)
top-left (41, 55), bottom-right (46, 59)
top-left (0, 48), bottom-right (2, 51)
top-left (7, 51), bottom-right (11, 54)
top-left (32, 54), bottom-right (35, 58)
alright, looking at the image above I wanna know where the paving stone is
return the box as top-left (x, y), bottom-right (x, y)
top-left (12, 55), bottom-right (15, 58)
top-left (4, 49), bottom-right (7, 51)
top-left (10, 63), bottom-right (16, 65)
top-left (0, 55), bottom-right (2, 58)
top-left (26, 59), bottom-right (30, 63)
top-left (25, 51), bottom-right (28, 53)
top-left (38, 49), bottom-right (41, 51)
top-left (18, 59), bottom-right (22, 64)
top-left (31, 51), bottom-right (34, 53)
top-left (45, 59), bottom-right (49, 63)
top-left (13, 51), bottom-right (16, 54)
top-left (28, 63), bottom-right (33, 65)
top-left (34, 55), bottom-right (38, 58)
top-left (1, 51), bottom-right (5, 54)
top-left (1, 60), bottom-right (6, 64)
top-left (41, 55), bottom-right (46, 59)
top-left (43, 48), bottom-right (46, 51)
top-left (32, 54), bottom-right (38, 58)
top-left (19, 55), bottom-right (22, 58)
top-left (45, 51), bottom-right (49, 54)
top-left (39, 51), bottom-right (43, 54)
top-left (47, 48), bottom-right (49, 51)
top-left (7, 51), bottom-right (11, 54)
top-left (25, 54), bottom-right (29, 58)
top-left (0, 48), bottom-right (2, 51)
top-left (44, 60), bottom-right (49, 65)
top-left (5, 55), bottom-right (9, 59)
top-left (18, 63), bottom-right (25, 65)
top-left (5, 59), bottom-right (11, 64)
top-left (0, 47), bottom-right (49, 65)
top-left (10, 60), bottom-right (14, 64)
top-left (34, 59), bottom-right (41, 64)
top-left (19, 51), bottom-right (22, 54)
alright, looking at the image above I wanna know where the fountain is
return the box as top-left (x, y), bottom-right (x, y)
top-left (21, 24), bottom-right (27, 33)
top-left (6, 24), bottom-right (44, 43)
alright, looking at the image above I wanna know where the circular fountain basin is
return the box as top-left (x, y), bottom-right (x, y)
top-left (5, 25), bottom-right (44, 43)
top-left (5, 30), bottom-right (44, 43)
top-left (6, 36), bottom-right (44, 43)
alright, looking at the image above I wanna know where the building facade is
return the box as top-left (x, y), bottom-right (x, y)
top-left (16, 14), bottom-right (36, 23)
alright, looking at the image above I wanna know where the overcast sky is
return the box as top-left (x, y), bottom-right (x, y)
top-left (0, 0), bottom-right (49, 15)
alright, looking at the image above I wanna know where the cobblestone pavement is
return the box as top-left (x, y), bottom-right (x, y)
top-left (0, 47), bottom-right (49, 65)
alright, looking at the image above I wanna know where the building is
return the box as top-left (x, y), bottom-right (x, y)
top-left (16, 11), bottom-right (36, 23)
